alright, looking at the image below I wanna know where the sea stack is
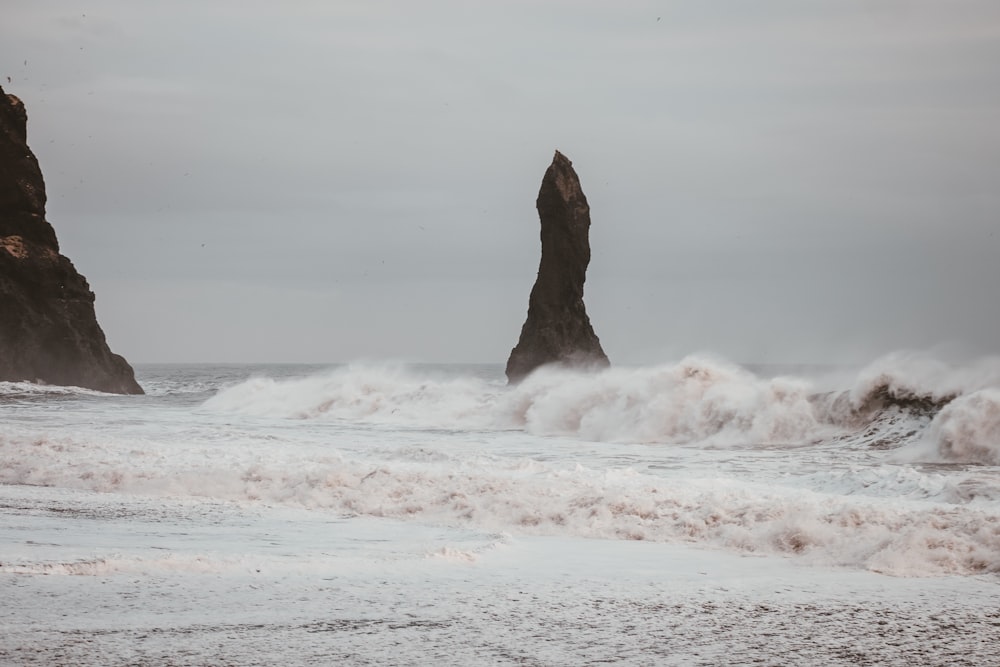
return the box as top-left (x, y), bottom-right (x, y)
top-left (506, 150), bottom-right (610, 383)
top-left (0, 86), bottom-right (142, 394)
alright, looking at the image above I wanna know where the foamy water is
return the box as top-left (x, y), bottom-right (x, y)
top-left (2, 357), bottom-right (999, 665)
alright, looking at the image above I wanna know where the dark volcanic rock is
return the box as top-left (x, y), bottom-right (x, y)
top-left (506, 150), bottom-right (609, 383)
top-left (0, 86), bottom-right (142, 394)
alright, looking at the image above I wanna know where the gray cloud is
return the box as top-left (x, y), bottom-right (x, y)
top-left (3, 0), bottom-right (998, 363)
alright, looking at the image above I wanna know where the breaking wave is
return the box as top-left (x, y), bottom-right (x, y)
top-left (926, 389), bottom-right (1000, 465)
top-left (501, 360), bottom-right (823, 445)
top-left (4, 352), bottom-right (998, 578)
top-left (847, 351), bottom-right (1000, 413)
top-left (0, 380), bottom-right (108, 398)
top-left (203, 353), bottom-right (1000, 454)
top-left (202, 362), bottom-right (500, 426)
top-left (202, 357), bottom-right (820, 446)
top-left (2, 430), bottom-right (997, 577)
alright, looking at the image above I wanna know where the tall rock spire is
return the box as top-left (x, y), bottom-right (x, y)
top-left (505, 150), bottom-right (609, 383)
top-left (0, 86), bottom-right (143, 394)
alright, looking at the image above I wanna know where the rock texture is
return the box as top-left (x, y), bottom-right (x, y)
top-left (0, 86), bottom-right (142, 394)
top-left (506, 150), bottom-right (609, 383)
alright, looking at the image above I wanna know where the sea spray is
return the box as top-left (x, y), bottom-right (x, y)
top-left (497, 358), bottom-right (819, 445)
top-left (927, 389), bottom-right (1000, 464)
top-left (4, 357), bottom-right (999, 578)
top-left (203, 357), bottom-right (821, 445)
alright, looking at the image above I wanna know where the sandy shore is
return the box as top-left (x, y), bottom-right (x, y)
top-left (3, 532), bottom-right (997, 666)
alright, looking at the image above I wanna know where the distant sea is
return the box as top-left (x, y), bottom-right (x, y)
top-left (2, 357), bottom-right (998, 665)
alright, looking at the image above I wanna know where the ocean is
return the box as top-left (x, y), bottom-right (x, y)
top-left (1, 356), bottom-right (998, 665)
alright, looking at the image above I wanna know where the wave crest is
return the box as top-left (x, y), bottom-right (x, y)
top-left (204, 358), bottom-right (819, 446)
top-left (202, 363), bottom-right (501, 427)
top-left (927, 389), bottom-right (1000, 464)
top-left (500, 357), bottom-right (817, 445)
top-left (848, 352), bottom-right (1000, 414)
top-left (201, 354), bottom-right (1000, 449)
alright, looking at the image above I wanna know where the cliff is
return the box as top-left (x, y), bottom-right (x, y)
top-left (0, 86), bottom-right (142, 394)
top-left (506, 150), bottom-right (609, 383)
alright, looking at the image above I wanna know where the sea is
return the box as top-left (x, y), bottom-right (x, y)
top-left (1, 354), bottom-right (998, 666)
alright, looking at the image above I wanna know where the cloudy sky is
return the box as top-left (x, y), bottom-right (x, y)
top-left (3, 1), bottom-right (998, 365)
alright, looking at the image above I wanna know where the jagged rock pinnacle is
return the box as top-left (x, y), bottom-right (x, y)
top-left (0, 85), bottom-right (143, 394)
top-left (505, 150), bottom-right (609, 383)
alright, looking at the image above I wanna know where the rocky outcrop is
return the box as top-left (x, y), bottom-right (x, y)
top-left (506, 150), bottom-right (609, 383)
top-left (0, 86), bottom-right (142, 394)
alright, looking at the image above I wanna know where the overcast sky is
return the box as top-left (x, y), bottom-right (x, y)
top-left (3, 1), bottom-right (998, 365)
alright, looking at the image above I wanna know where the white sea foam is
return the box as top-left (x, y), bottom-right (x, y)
top-left (4, 360), bottom-right (998, 666)
top-left (3, 358), bottom-right (999, 579)
top-left (201, 362), bottom-right (502, 426)
top-left (201, 355), bottom-right (1000, 448)
top-left (0, 554), bottom-right (251, 576)
top-left (799, 465), bottom-right (955, 500)
top-left (0, 380), bottom-right (107, 397)
top-left (2, 429), bottom-right (996, 577)
top-left (204, 357), bottom-right (823, 446)
top-left (926, 389), bottom-right (1000, 464)
top-left (499, 358), bottom-right (821, 445)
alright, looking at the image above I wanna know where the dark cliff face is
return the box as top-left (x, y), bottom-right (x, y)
top-left (0, 86), bottom-right (142, 394)
top-left (505, 150), bottom-right (610, 383)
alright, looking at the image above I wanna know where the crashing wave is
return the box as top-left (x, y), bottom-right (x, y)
top-left (926, 389), bottom-right (1000, 465)
top-left (200, 354), bottom-right (1000, 454)
top-left (2, 433), bottom-right (997, 577)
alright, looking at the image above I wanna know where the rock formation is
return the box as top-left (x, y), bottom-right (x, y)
top-left (506, 150), bottom-right (610, 383)
top-left (0, 86), bottom-right (142, 394)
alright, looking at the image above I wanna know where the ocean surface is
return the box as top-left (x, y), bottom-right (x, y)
top-left (1, 355), bottom-right (999, 665)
